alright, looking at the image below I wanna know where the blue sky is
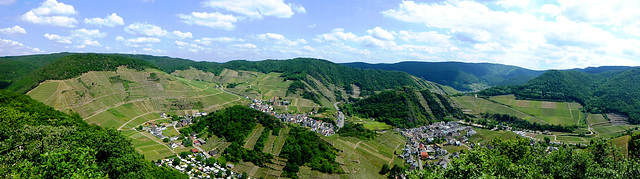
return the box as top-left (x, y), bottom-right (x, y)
top-left (1, 0), bottom-right (640, 70)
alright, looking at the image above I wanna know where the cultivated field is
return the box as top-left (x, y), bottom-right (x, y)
top-left (452, 96), bottom-right (548, 125)
top-left (489, 95), bottom-right (583, 126)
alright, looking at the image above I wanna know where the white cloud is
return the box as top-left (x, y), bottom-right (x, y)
top-left (557, 0), bottom-right (640, 38)
top-left (178, 12), bottom-right (237, 30)
top-left (44, 33), bottom-right (72, 44)
top-left (496, 0), bottom-right (529, 9)
top-left (115, 36), bottom-right (124, 41)
top-left (84, 13), bottom-right (125, 27)
top-left (367, 27), bottom-right (395, 41)
top-left (255, 33), bottom-right (306, 46)
top-left (21, 0), bottom-right (77, 27)
top-left (72, 28), bottom-right (107, 39)
top-left (539, 4), bottom-right (561, 17)
top-left (289, 3), bottom-right (306, 13)
top-left (314, 28), bottom-right (358, 43)
top-left (175, 41), bottom-right (205, 53)
top-left (124, 22), bottom-right (168, 37)
top-left (0, 0), bottom-right (16, 5)
top-left (172, 31), bottom-right (193, 39)
top-left (203, 0), bottom-right (299, 19)
top-left (0, 38), bottom-right (42, 56)
top-left (232, 43), bottom-right (256, 48)
top-left (195, 37), bottom-right (244, 45)
top-left (126, 37), bottom-right (161, 44)
top-left (0, 26), bottom-right (26, 35)
top-left (398, 31), bottom-right (450, 44)
top-left (82, 39), bottom-right (100, 46)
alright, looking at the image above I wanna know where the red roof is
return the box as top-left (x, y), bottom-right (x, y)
top-left (191, 149), bottom-right (199, 153)
top-left (420, 152), bottom-right (429, 159)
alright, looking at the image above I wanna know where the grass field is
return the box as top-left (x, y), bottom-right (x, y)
top-left (587, 114), bottom-right (608, 125)
top-left (612, 135), bottom-right (631, 156)
top-left (244, 124), bottom-right (265, 149)
top-left (468, 128), bottom-right (519, 145)
top-left (453, 96), bottom-right (548, 125)
top-left (489, 95), bottom-right (582, 126)
top-left (351, 116), bottom-right (392, 131)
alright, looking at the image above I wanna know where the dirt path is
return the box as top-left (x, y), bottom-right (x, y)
top-left (118, 111), bottom-right (161, 130)
top-left (388, 143), bottom-right (401, 165)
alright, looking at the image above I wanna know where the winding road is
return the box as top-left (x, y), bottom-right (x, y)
top-left (334, 102), bottom-right (345, 128)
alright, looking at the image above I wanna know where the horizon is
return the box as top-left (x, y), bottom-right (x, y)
top-left (2, 0), bottom-right (640, 70)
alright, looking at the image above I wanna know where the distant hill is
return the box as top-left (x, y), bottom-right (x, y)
top-left (343, 61), bottom-right (545, 91)
top-left (0, 53), bottom-right (73, 88)
top-left (480, 67), bottom-right (640, 124)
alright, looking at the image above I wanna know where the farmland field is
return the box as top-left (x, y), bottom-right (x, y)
top-left (452, 96), bottom-right (548, 125)
top-left (488, 95), bottom-right (583, 126)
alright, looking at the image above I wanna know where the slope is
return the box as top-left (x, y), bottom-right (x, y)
top-left (342, 87), bottom-right (463, 128)
top-left (480, 67), bottom-right (640, 124)
top-left (0, 90), bottom-right (186, 178)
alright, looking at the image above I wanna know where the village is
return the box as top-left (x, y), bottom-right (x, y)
top-left (248, 98), bottom-right (336, 136)
top-left (397, 121), bottom-right (476, 170)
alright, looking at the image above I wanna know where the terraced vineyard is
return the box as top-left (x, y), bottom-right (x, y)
top-left (26, 67), bottom-right (248, 161)
top-left (173, 68), bottom-right (323, 114)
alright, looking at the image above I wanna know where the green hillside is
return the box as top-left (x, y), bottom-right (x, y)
top-left (343, 61), bottom-right (545, 91)
top-left (0, 90), bottom-right (186, 178)
top-left (342, 87), bottom-right (463, 128)
top-left (480, 68), bottom-right (640, 124)
top-left (7, 53), bottom-right (158, 94)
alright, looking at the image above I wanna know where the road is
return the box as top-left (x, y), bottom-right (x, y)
top-left (334, 102), bottom-right (345, 128)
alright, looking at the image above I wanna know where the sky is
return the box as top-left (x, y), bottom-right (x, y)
top-left (1, 0), bottom-right (640, 70)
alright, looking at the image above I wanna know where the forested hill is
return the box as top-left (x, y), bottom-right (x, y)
top-left (0, 53), bottom-right (454, 96)
top-left (5, 53), bottom-right (158, 93)
top-left (341, 87), bottom-right (463, 128)
top-left (0, 53), bottom-right (73, 89)
top-left (0, 90), bottom-right (186, 178)
top-left (132, 56), bottom-right (447, 95)
top-left (342, 61), bottom-right (545, 91)
top-left (479, 68), bottom-right (640, 124)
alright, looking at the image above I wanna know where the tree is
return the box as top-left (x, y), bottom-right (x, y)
top-left (186, 165), bottom-right (193, 172)
top-left (137, 125), bottom-right (143, 131)
top-left (163, 138), bottom-right (169, 142)
top-left (629, 133), bottom-right (640, 159)
top-left (544, 137), bottom-right (551, 144)
top-left (172, 158), bottom-right (180, 166)
top-left (241, 172), bottom-right (248, 179)
top-left (379, 164), bottom-right (390, 175)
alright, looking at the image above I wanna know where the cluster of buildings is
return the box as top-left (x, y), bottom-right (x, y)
top-left (143, 122), bottom-right (168, 140)
top-left (159, 152), bottom-right (241, 179)
top-left (249, 99), bottom-right (336, 136)
top-left (397, 121), bottom-right (476, 170)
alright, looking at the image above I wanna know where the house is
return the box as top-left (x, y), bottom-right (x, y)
top-left (197, 138), bottom-right (206, 145)
top-left (160, 113), bottom-right (167, 118)
top-left (467, 128), bottom-right (477, 136)
top-left (226, 163), bottom-right (234, 169)
top-left (194, 140), bottom-right (200, 145)
top-left (191, 149), bottom-right (199, 153)
top-left (420, 151), bottom-right (429, 160)
top-left (208, 150), bottom-right (218, 156)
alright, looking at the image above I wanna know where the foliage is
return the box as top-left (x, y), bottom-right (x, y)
top-left (281, 126), bottom-right (343, 178)
top-left (337, 122), bottom-right (377, 140)
top-left (0, 90), bottom-right (185, 178)
top-left (481, 113), bottom-right (577, 132)
top-left (630, 133), bottom-right (640, 159)
top-left (226, 82), bottom-right (241, 88)
top-left (287, 80), bottom-right (306, 95)
top-left (190, 105), bottom-right (282, 145)
top-left (407, 137), bottom-right (640, 179)
top-left (342, 87), bottom-right (432, 128)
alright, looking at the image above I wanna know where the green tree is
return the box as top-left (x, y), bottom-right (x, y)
top-left (379, 164), bottom-right (390, 175)
top-left (544, 137), bottom-right (551, 144)
top-left (163, 138), bottom-right (169, 142)
top-left (629, 133), bottom-right (640, 159)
